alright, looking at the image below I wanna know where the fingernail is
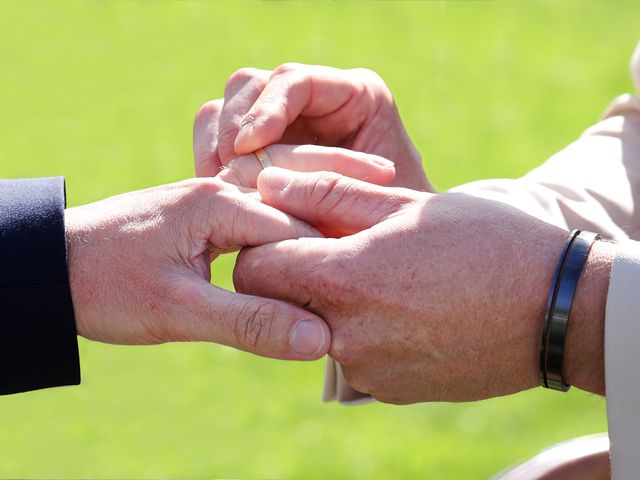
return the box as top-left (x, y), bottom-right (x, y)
top-left (290, 319), bottom-right (326, 357)
top-left (371, 156), bottom-right (395, 170)
top-left (235, 121), bottom-right (253, 146)
top-left (261, 167), bottom-right (296, 192)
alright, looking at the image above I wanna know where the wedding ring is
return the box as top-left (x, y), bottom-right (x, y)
top-left (254, 148), bottom-right (272, 169)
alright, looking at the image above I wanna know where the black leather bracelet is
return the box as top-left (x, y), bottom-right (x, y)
top-left (540, 229), bottom-right (600, 391)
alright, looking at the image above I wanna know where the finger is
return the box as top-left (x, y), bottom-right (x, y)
top-left (256, 167), bottom-right (417, 235)
top-left (233, 237), bottom-right (331, 307)
top-left (171, 273), bottom-right (330, 360)
top-left (193, 99), bottom-right (224, 177)
top-left (200, 179), bottom-right (321, 249)
top-left (218, 144), bottom-right (395, 189)
top-left (204, 179), bottom-right (263, 205)
top-left (217, 68), bottom-right (271, 164)
top-left (234, 64), bottom-right (360, 155)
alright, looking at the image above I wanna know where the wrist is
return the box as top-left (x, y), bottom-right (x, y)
top-left (563, 239), bottom-right (615, 395)
top-left (64, 207), bottom-right (86, 337)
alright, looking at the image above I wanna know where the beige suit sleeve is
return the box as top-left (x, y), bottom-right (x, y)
top-left (451, 43), bottom-right (640, 241)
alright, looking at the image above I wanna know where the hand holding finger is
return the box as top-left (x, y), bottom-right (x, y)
top-left (195, 64), bottom-right (433, 192)
top-left (233, 64), bottom-right (362, 155)
top-left (66, 177), bottom-right (327, 363)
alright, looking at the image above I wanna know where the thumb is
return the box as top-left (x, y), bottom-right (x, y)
top-left (257, 167), bottom-right (415, 235)
top-left (170, 272), bottom-right (330, 361)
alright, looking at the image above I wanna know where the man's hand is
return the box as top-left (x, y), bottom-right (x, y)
top-left (65, 177), bottom-right (331, 360)
top-left (234, 168), bottom-right (615, 403)
top-left (193, 64), bottom-right (433, 191)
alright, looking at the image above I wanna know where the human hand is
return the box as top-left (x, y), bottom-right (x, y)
top-left (234, 168), bottom-right (615, 403)
top-left (65, 177), bottom-right (331, 360)
top-left (193, 64), bottom-right (433, 191)
top-left (194, 97), bottom-right (396, 190)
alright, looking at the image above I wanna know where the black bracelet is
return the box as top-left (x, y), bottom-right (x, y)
top-left (540, 229), bottom-right (600, 391)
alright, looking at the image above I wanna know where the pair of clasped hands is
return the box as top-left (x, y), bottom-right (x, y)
top-left (66, 64), bottom-right (606, 404)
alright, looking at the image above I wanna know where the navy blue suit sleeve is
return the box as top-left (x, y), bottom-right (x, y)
top-left (0, 177), bottom-right (80, 394)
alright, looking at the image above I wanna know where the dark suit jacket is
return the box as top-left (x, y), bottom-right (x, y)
top-left (0, 177), bottom-right (80, 394)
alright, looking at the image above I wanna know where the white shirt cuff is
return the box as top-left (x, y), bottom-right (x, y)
top-left (605, 240), bottom-right (640, 479)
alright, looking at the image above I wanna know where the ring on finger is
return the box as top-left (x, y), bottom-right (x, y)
top-left (254, 147), bottom-right (273, 169)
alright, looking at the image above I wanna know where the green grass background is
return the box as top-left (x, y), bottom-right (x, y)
top-left (0, 1), bottom-right (637, 478)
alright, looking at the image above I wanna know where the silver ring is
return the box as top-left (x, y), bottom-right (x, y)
top-left (254, 148), bottom-right (272, 169)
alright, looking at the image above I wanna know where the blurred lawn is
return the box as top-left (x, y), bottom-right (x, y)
top-left (0, 1), bottom-right (637, 478)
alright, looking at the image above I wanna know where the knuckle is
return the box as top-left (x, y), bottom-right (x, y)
top-left (304, 173), bottom-right (347, 217)
top-left (194, 99), bottom-right (222, 124)
top-left (225, 67), bottom-right (263, 91)
top-left (330, 337), bottom-right (355, 366)
top-left (304, 248), bottom-right (361, 312)
top-left (184, 178), bottom-right (225, 202)
top-left (221, 158), bottom-right (252, 188)
top-left (270, 64), bottom-right (311, 95)
top-left (233, 301), bottom-right (277, 350)
top-left (352, 67), bottom-right (385, 85)
top-left (315, 263), bottom-right (349, 304)
top-left (351, 67), bottom-right (389, 92)
top-left (329, 329), bottom-right (364, 366)
top-left (350, 68), bottom-right (394, 106)
top-left (272, 62), bottom-right (303, 77)
top-left (175, 179), bottom-right (225, 230)
top-left (239, 110), bottom-right (258, 127)
top-left (378, 191), bottom-right (413, 217)
top-left (301, 248), bottom-right (351, 303)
